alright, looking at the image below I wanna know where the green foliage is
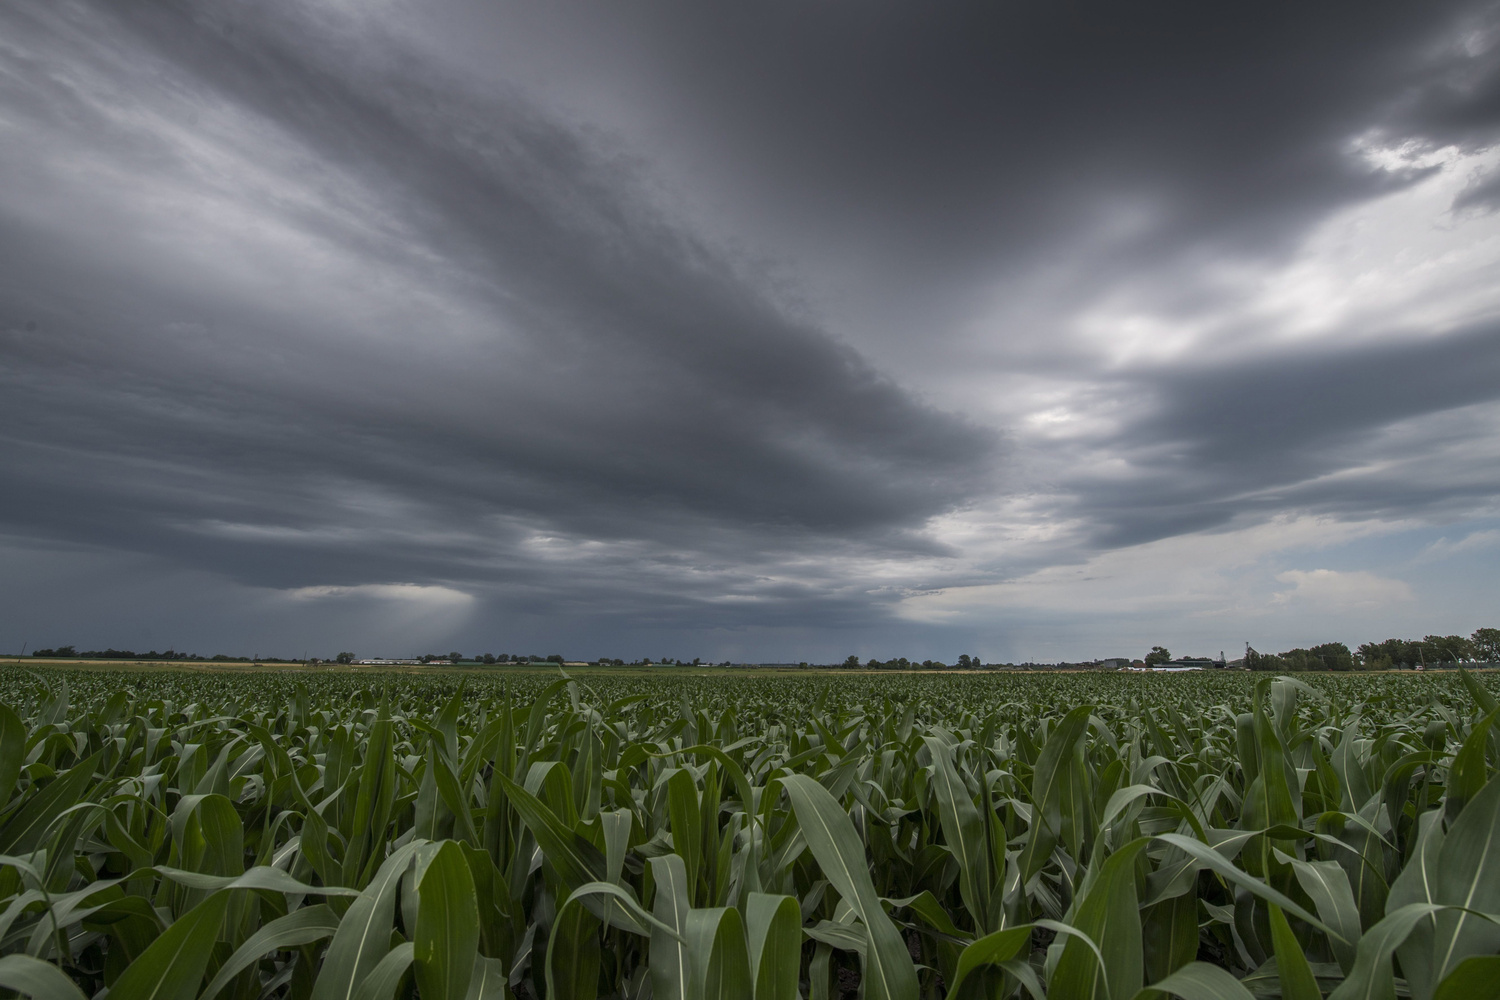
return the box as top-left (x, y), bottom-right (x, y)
top-left (1, 665), bottom-right (1499, 998)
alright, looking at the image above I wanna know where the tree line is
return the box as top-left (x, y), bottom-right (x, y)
top-left (1243, 627), bottom-right (1499, 671)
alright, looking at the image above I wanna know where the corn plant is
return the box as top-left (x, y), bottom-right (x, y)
top-left (0, 666), bottom-right (1498, 1000)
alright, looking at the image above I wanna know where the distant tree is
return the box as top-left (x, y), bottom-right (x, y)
top-left (1424, 634), bottom-right (1473, 663)
top-left (1278, 648), bottom-right (1317, 671)
top-left (1357, 638), bottom-right (1418, 669)
top-left (482, 653), bottom-right (497, 664)
top-left (843, 655), bottom-right (860, 669)
top-left (693, 658), bottom-right (701, 666)
top-left (957, 654), bottom-right (972, 669)
top-left (1307, 642), bottom-right (1353, 671)
top-left (1473, 628), bottom-right (1500, 662)
top-left (546, 654), bottom-right (565, 664)
top-left (447, 651), bottom-right (463, 663)
top-left (335, 652), bottom-right (355, 664)
top-left (1144, 646), bottom-right (1172, 667)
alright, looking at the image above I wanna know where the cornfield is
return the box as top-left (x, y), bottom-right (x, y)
top-left (1, 666), bottom-right (1498, 1000)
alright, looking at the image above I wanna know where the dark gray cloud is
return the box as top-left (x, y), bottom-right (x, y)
top-left (2, 0), bottom-right (1499, 660)
top-left (1056, 322), bottom-right (1500, 550)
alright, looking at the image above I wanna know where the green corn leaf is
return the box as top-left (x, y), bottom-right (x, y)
top-left (0, 954), bottom-right (89, 1000)
top-left (1097, 784), bottom-right (1166, 838)
top-left (601, 808), bottom-right (632, 884)
top-left (1153, 834), bottom-right (1336, 938)
top-left (345, 714), bottom-right (398, 886)
top-left (1284, 854), bottom-right (1362, 974)
top-left (686, 906), bottom-right (754, 1000)
top-left (1387, 808), bottom-right (1446, 998)
top-left (168, 793), bottom-right (243, 891)
top-left (107, 889), bottom-right (230, 1000)
top-left (804, 918), bottom-right (867, 954)
top-left (1019, 706), bottom-right (1093, 886)
top-left (665, 768), bottom-right (704, 903)
top-left (0, 753), bottom-right (98, 855)
top-left (890, 889), bottom-right (969, 941)
top-left (351, 941), bottom-right (415, 1000)
top-left (1134, 962), bottom-right (1256, 1000)
top-left (1430, 771), bottom-right (1500, 984)
top-left (746, 893), bottom-right (801, 1000)
top-left (1327, 902), bottom-right (1453, 1000)
top-left (1251, 704), bottom-right (1302, 835)
top-left (924, 735), bottom-right (991, 934)
top-left (311, 840), bottom-right (425, 1000)
top-left (1433, 955), bottom-right (1500, 1000)
top-left (545, 889), bottom-right (601, 1000)
top-left (1268, 904), bottom-right (1322, 1000)
top-left (430, 746), bottom-right (480, 845)
top-left (809, 941), bottom-right (833, 1000)
top-left (946, 918), bottom-right (1104, 997)
top-left (200, 904), bottom-right (341, 1000)
top-left (465, 954), bottom-right (511, 1000)
top-left (0, 705), bottom-right (25, 813)
top-left (1142, 891), bottom-right (1200, 983)
top-left (649, 854), bottom-right (694, 1000)
top-left (415, 841), bottom-right (481, 1000)
top-left (945, 925), bottom-right (1030, 997)
top-left (1445, 709), bottom-right (1498, 826)
top-left (780, 773), bottom-right (919, 1000)
top-left (1050, 838), bottom-right (1148, 1000)
top-left (493, 771), bottom-right (605, 890)
top-left (1459, 668), bottom-right (1498, 716)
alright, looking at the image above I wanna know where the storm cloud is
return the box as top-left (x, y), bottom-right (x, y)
top-left (2, 0), bottom-right (1498, 660)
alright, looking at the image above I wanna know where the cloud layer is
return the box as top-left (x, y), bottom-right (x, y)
top-left (2, 0), bottom-right (1498, 660)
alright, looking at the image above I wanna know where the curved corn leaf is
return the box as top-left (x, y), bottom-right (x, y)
top-left (1050, 838), bottom-right (1148, 1000)
top-left (1433, 955), bottom-right (1500, 1000)
top-left (545, 890), bottom-right (601, 1000)
top-left (649, 854), bottom-right (694, 1000)
top-left (201, 904), bottom-right (341, 1000)
top-left (493, 771), bottom-right (606, 890)
top-left (0, 954), bottom-right (89, 1000)
top-left (351, 941), bottom-right (416, 1000)
top-left (1268, 904), bottom-right (1321, 1000)
top-left (781, 773), bottom-right (919, 1000)
top-left (415, 841), bottom-right (481, 1000)
top-left (311, 841), bottom-right (425, 1000)
top-left (1134, 962), bottom-right (1256, 1000)
top-left (746, 893), bottom-right (801, 1000)
top-left (1019, 707), bottom-right (1093, 886)
top-left (925, 735), bottom-right (992, 934)
top-left (106, 889), bottom-right (230, 1000)
top-left (0, 753), bottom-right (98, 855)
top-left (685, 906), bottom-right (753, 1000)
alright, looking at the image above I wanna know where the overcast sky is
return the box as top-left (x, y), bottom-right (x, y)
top-left (3, 0), bottom-right (1499, 662)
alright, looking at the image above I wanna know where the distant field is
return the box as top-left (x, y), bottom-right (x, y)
top-left (0, 656), bottom-right (833, 677)
top-left (1, 664), bottom-right (1497, 999)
